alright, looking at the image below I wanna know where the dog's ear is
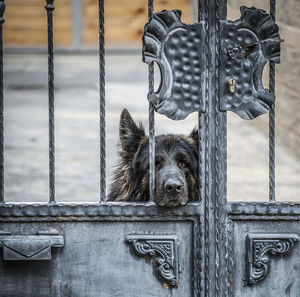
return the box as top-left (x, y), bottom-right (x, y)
top-left (119, 108), bottom-right (146, 155)
top-left (189, 128), bottom-right (199, 148)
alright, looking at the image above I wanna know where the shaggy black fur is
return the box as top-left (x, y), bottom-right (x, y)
top-left (108, 109), bottom-right (199, 206)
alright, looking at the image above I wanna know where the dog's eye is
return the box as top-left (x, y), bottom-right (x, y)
top-left (178, 161), bottom-right (187, 168)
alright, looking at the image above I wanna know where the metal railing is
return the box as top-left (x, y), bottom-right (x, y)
top-left (0, 0), bottom-right (278, 204)
top-left (269, 0), bottom-right (276, 202)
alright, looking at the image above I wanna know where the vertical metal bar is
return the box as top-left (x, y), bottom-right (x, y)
top-left (148, 0), bottom-right (155, 203)
top-left (198, 1), bottom-right (208, 296)
top-left (216, 3), bottom-right (228, 295)
top-left (45, 0), bottom-right (55, 203)
top-left (99, 0), bottom-right (106, 202)
top-left (214, 1), bottom-right (221, 294)
top-left (198, 1), bottom-right (204, 202)
top-left (0, 0), bottom-right (5, 203)
top-left (269, 0), bottom-right (276, 202)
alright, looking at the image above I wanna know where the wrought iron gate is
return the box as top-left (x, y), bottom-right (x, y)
top-left (0, 0), bottom-right (299, 296)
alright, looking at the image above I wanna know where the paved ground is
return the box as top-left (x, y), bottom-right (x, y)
top-left (3, 54), bottom-right (300, 202)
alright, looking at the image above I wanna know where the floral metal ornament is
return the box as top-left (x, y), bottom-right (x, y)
top-left (125, 233), bottom-right (179, 288)
top-left (245, 233), bottom-right (299, 286)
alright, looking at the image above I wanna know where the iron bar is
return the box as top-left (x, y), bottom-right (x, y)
top-left (269, 0), bottom-right (276, 202)
top-left (204, 0), bottom-right (210, 295)
top-left (148, 0), bottom-right (155, 203)
top-left (0, 0), bottom-right (4, 203)
top-left (99, 0), bottom-right (106, 202)
top-left (198, 0), bottom-right (208, 296)
top-left (197, 1), bottom-right (205, 202)
top-left (45, 0), bottom-right (55, 203)
top-left (215, 0), bottom-right (221, 294)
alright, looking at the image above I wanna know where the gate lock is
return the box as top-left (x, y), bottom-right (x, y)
top-left (142, 6), bottom-right (282, 120)
top-left (0, 230), bottom-right (64, 260)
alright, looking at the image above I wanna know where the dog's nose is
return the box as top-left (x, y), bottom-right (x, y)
top-left (164, 179), bottom-right (183, 193)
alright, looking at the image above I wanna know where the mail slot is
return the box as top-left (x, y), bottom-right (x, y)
top-left (0, 230), bottom-right (64, 260)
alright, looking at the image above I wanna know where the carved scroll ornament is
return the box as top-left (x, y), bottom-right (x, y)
top-left (246, 233), bottom-right (299, 286)
top-left (125, 233), bottom-right (178, 288)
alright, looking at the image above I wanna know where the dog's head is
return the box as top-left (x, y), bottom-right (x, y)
top-left (109, 109), bottom-right (199, 206)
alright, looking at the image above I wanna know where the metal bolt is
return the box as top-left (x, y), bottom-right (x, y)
top-left (228, 78), bottom-right (236, 93)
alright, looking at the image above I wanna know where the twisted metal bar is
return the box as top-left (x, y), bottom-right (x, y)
top-left (99, 0), bottom-right (106, 202)
top-left (198, 1), bottom-right (208, 295)
top-left (197, 1), bottom-right (204, 202)
top-left (269, 0), bottom-right (276, 202)
top-left (215, 0), bottom-right (221, 295)
top-left (225, 219), bottom-right (234, 297)
top-left (0, 0), bottom-right (5, 203)
top-left (203, 0), bottom-right (210, 295)
top-left (45, 0), bottom-right (55, 203)
top-left (148, 0), bottom-right (155, 203)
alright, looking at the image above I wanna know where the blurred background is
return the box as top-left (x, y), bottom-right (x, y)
top-left (3, 0), bottom-right (300, 202)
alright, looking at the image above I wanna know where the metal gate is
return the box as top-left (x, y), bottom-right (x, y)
top-left (0, 0), bottom-right (299, 297)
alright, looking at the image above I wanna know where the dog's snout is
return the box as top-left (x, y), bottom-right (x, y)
top-left (164, 179), bottom-right (184, 193)
top-left (156, 165), bottom-right (189, 207)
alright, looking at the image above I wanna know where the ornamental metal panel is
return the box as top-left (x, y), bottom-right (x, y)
top-left (142, 9), bottom-right (205, 120)
top-left (219, 6), bottom-right (282, 119)
top-left (0, 208), bottom-right (200, 297)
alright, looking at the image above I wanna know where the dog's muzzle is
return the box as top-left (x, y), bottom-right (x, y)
top-left (155, 168), bottom-right (189, 207)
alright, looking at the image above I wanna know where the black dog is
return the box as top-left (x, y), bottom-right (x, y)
top-left (108, 109), bottom-right (199, 206)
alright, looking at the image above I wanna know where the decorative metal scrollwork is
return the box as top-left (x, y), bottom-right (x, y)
top-left (246, 233), bottom-right (299, 286)
top-left (125, 233), bottom-right (178, 288)
top-left (142, 9), bottom-right (205, 120)
top-left (142, 7), bottom-right (283, 121)
top-left (220, 6), bottom-right (283, 119)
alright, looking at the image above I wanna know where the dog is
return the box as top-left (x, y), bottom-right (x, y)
top-left (107, 109), bottom-right (199, 206)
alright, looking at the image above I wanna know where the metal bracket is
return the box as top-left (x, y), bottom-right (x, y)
top-left (143, 9), bottom-right (205, 120)
top-left (245, 233), bottom-right (300, 286)
top-left (220, 6), bottom-right (282, 119)
top-left (125, 233), bottom-right (179, 288)
top-left (0, 230), bottom-right (64, 260)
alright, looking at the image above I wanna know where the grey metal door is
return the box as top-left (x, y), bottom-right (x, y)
top-left (0, 1), bottom-right (299, 297)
